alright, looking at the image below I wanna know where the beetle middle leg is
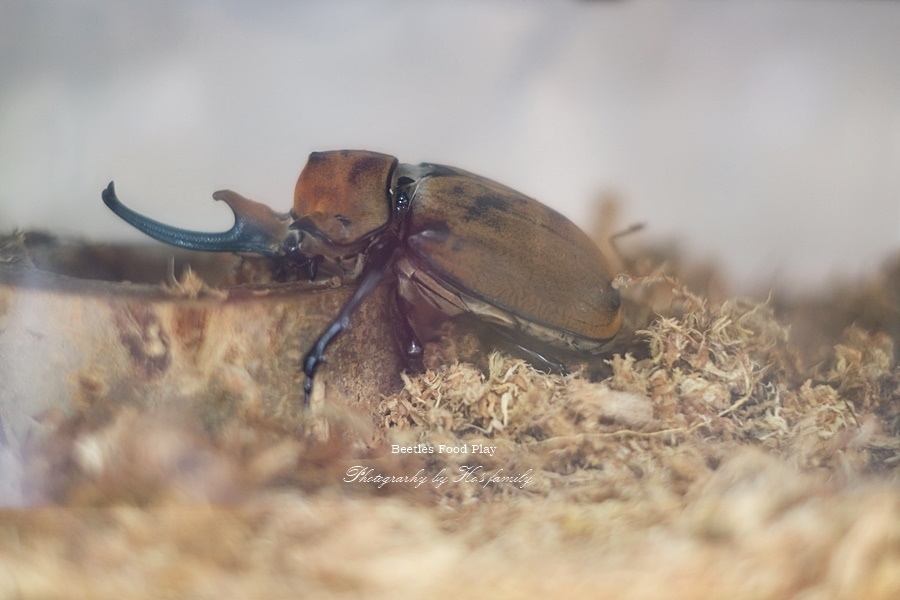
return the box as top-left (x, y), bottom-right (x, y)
top-left (389, 284), bottom-right (425, 370)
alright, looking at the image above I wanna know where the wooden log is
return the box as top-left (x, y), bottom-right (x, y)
top-left (0, 235), bottom-right (402, 446)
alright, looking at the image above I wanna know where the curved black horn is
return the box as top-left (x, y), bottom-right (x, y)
top-left (102, 182), bottom-right (291, 257)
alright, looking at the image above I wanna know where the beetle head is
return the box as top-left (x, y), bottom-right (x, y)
top-left (292, 151), bottom-right (398, 249)
top-left (101, 150), bottom-right (401, 277)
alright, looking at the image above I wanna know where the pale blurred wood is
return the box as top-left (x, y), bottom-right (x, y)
top-left (0, 236), bottom-right (402, 446)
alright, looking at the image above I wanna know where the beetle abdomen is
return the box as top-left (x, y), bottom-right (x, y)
top-left (405, 166), bottom-right (621, 345)
top-left (395, 254), bottom-right (616, 354)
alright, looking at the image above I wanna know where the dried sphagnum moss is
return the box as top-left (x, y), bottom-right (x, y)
top-left (368, 276), bottom-right (898, 513)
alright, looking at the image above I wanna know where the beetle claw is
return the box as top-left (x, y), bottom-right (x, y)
top-left (405, 339), bottom-right (423, 359)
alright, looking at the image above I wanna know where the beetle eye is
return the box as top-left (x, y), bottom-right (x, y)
top-left (396, 191), bottom-right (410, 213)
top-left (393, 176), bottom-right (415, 215)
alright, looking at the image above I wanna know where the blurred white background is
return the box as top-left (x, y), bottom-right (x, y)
top-left (1, 0), bottom-right (899, 293)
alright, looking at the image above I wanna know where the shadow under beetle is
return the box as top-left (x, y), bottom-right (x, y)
top-left (102, 150), bottom-right (622, 406)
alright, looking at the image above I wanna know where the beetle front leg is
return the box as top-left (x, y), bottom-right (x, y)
top-left (302, 315), bottom-right (351, 404)
top-left (301, 236), bottom-right (401, 407)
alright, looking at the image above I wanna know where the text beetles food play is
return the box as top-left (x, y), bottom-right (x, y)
top-left (102, 150), bottom-right (622, 405)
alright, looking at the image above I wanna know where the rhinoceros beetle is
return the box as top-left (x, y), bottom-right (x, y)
top-left (102, 150), bottom-right (622, 406)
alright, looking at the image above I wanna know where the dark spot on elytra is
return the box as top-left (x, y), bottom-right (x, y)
top-left (478, 195), bottom-right (510, 212)
top-left (463, 195), bottom-right (510, 224)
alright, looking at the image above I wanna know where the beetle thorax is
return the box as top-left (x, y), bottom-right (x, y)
top-left (292, 150), bottom-right (397, 246)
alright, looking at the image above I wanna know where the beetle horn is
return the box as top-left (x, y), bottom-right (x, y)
top-left (102, 182), bottom-right (292, 257)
